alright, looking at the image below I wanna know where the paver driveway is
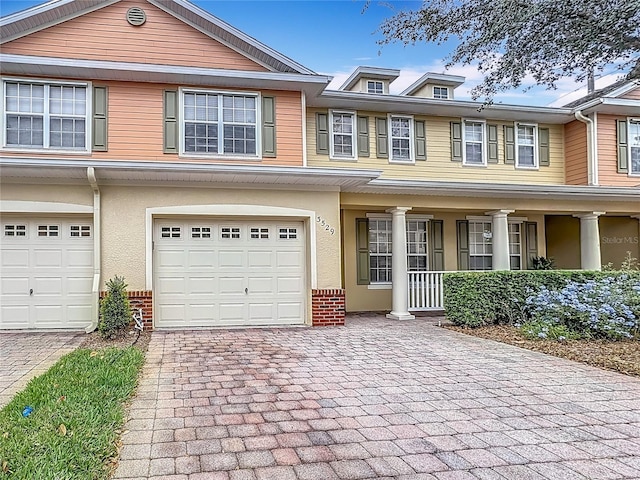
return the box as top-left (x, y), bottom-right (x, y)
top-left (114, 317), bottom-right (640, 480)
top-left (0, 332), bottom-right (83, 407)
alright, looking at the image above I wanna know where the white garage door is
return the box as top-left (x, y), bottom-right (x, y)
top-left (0, 217), bottom-right (94, 330)
top-left (154, 219), bottom-right (306, 327)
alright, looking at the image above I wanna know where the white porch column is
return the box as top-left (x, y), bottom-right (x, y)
top-left (487, 210), bottom-right (514, 271)
top-left (573, 212), bottom-right (605, 270)
top-left (386, 207), bottom-right (415, 321)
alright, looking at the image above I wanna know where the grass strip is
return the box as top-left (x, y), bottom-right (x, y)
top-left (0, 347), bottom-right (144, 479)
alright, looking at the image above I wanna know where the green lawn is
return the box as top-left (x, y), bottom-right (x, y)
top-left (0, 347), bottom-right (144, 479)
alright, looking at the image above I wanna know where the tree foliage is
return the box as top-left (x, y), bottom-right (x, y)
top-left (378, 0), bottom-right (640, 101)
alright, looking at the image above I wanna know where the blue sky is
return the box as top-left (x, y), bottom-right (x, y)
top-left (1, 0), bottom-right (619, 106)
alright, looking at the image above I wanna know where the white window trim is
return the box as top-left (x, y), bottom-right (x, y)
top-left (1, 76), bottom-right (92, 154)
top-left (432, 86), bottom-right (450, 99)
top-left (387, 114), bottom-right (415, 164)
top-left (465, 215), bottom-right (528, 270)
top-left (461, 118), bottom-right (487, 167)
top-left (628, 117), bottom-right (640, 176)
top-left (515, 122), bottom-right (539, 170)
top-left (366, 80), bottom-right (385, 94)
top-left (365, 213), bottom-right (433, 288)
top-left (178, 87), bottom-right (262, 160)
top-left (329, 109), bottom-right (357, 160)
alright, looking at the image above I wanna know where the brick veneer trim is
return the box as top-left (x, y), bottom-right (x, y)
top-left (99, 290), bottom-right (153, 331)
top-left (311, 289), bottom-right (345, 327)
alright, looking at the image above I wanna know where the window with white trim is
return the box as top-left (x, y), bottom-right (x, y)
top-left (368, 218), bottom-right (429, 284)
top-left (509, 223), bottom-right (522, 270)
top-left (433, 86), bottom-right (449, 99)
top-left (469, 221), bottom-right (493, 270)
top-left (463, 120), bottom-right (486, 165)
top-left (182, 90), bottom-right (257, 156)
top-left (3, 80), bottom-right (89, 151)
top-left (630, 119), bottom-right (640, 174)
top-left (389, 115), bottom-right (413, 162)
top-left (367, 81), bottom-right (384, 94)
top-left (516, 123), bottom-right (538, 168)
top-left (4, 225), bottom-right (26, 237)
top-left (329, 110), bottom-right (356, 159)
top-left (70, 225), bottom-right (91, 237)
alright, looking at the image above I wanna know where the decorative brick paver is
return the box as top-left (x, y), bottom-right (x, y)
top-left (0, 332), bottom-right (83, 407)
top-left (113, 316), bottom-right (640, 479)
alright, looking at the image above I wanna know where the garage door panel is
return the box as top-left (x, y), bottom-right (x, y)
top-left (34, 249), bottom-right (63, 268)
top-left (155, 220), bottom-right (305, 327)
top-left (1, 249), bottom-right (29, 268)
top-left (0, 217), bottom-right (93, 330)
top-left (277, 277), bottom-right (303, 294)
top-left (277, 302), bottom-right (304, 322)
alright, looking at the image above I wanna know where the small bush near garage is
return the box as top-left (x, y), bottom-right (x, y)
top-left (0, 347), bottom-right (144, 479)
top-left (99, 276), bottom-right (131, 339)
top-left (443, 271), bottom-right (640, 337)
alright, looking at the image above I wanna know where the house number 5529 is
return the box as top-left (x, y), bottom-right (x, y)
top-left (316, 216), bottom-right (335, 235)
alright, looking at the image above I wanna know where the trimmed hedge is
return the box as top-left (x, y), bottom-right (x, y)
top-left (443, 270), bottom-right (640, 327)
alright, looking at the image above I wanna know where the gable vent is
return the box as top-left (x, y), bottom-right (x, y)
top-left (126, 7), bottom-right (146, 26)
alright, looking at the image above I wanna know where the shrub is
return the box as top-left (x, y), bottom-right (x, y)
top-left (443, 270), bottom-right (640, 329)
top-left (525, 276), bottom-right (640, 340)
top-left (99, 276), bottom-right (131, 339)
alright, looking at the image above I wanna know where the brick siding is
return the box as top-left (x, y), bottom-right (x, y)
top-left (311, 289), bottom-right (345, 326)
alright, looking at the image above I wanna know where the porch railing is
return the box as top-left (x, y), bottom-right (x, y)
top-left (408, 271), bottom-right (446, 311)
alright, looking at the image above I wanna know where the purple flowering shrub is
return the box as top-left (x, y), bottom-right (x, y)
top-left (523, 276), bottom-right (640, 340)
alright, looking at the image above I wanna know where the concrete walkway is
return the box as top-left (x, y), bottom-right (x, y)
top-left (0, 332), bottom-right (84, 407)
top-left (114, 317), bottom-right (640, 480)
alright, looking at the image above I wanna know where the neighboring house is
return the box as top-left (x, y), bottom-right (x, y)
top-left (0, 0), bottom-right (638, 331)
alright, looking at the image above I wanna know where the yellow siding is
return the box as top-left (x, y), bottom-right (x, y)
top-left (307, 109), bottom-right (566, 185)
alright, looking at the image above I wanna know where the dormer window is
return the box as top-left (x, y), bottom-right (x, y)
top-left (433, 86), bottom-right (449, 99)
top-left (367, 81), bottom-right (384, 94)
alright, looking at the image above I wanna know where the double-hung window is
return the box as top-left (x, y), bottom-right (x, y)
top-left (367, 217), bottom-right (428, 285)
top-left (3, 79), bottom-right (89, 151)
top-left (629, 119), bottom-right (640, 174)
top-left (508, 223), bottom-right (522, 270)
top-left (516, 123), bottom-right (538, 168)
top-left (433, 86), bottom-right (449, 99)
top-left (367, 81), bottom-right (384, 94)
top-left (389, 115), bottom-right (413, 163)
top-left (462, 120), bottom-right (486, 165)
top-left (182, 90), bottom-right (258, 157)
top-left (329, 110), bottom-right (356, 159)
top-left (468, 219), bottom-right (523, 270)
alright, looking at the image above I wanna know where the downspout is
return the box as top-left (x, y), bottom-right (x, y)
top-left (86, 167), bottom-right (101, 333)
top-left (301, 91), bottom-right (307, 167)
top-left (574, 110), bottom-right (597, 185)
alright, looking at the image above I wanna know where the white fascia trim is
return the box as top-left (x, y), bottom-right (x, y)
top-left (319, 90), bottom-right (573, 117)
top-left (0, 156), bottom-right (382, 180)
top-left (145, 204), bottom-right (318, 294)
top-left (0, 54), bottom-right (330, 87)
top-left (339, 67), bottom-right (401, 91)
top-left (154, 0), bottom-right (317, 75)
top-left (0, 200), bottom-right (92, 214)
top-left (0, 0), bottom-right (76, 25)
top-left (356, 179), bottom-right (640, 200)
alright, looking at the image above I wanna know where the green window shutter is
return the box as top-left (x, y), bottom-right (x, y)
top-left (429, 219), bottom-right (444, 271)
top-left (163, 90), bottom-right (178, 153)
top-left (92, 86), bottom-right (108, 151)
top-left (450, 122), bottom-right (462, 162)
top-left (525, 221), bottom-right (538, 269)
top-left (375, 117), bottom-right (388, 158)
top-left (356, 218), bottom-right (370, 285)
top-left (262, 96), bottom-right (276, 157)
top-left (617, 119), bottom-right (629, 173)
top-left (487, 124), bottom-right (498, 164)
top-left (504, 125), bottom-right (515, 164)
top-left (357, 116), bottom-right (369, 157)
top-left (316, 112), bottom-right (329, 155)
top-left (539, 127), bottom-right (550, 166)
top-left (456, 220), bottom-right (470, 270)
top-left (415, 120), bottom-right (426, 161)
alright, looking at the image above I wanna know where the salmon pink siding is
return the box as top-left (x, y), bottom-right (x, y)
top-left (2, 0), bottom-right (267, 72)
top-left (564, 120), bottom-right (588, 185)
top-left (1, 81), bottom-right (304, 166)
top-left (621, 87), bottom-right (640, 100)
top-left (597, 114), bottom-right (639, 187)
